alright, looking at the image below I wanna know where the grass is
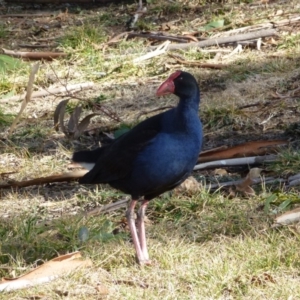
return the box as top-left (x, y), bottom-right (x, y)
top-left (0, 0), bottom-right (300, 298)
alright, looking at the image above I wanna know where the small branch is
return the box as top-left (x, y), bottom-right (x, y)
top-left (2, 48), bottom-right (67, 60)
top-left (0, 170), bottom-right (87, 189)
top-left (148, 28), bottom-right (278, 51)
top-left (87, 198), bottom-right (129, 216)
top-left (133, 41), bottom-right (170, 63)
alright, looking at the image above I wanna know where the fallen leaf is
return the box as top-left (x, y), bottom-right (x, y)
top-left (53, 99), bottom-right (69, 132)
top-left (272, 207), bottom-right (300, 227)
top-left (95, 284), bottom-right (109, 295)
top-left (214, 169), bottom-right (228, 176)
top-left (174, 176), bottom-right (201, 195)
top-left (0, 252), bottom-right (92, 292)
top-left (68, 106), bottom-right (82, 134)
top-left (235, 168), bottom-right (262, 196)
top-left (76, 113), bottom-right (100, 138)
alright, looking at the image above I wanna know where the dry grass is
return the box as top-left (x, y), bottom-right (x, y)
top-left (0, 0), bottom-right (300, 298)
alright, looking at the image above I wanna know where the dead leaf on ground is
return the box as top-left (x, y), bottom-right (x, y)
top-left (174, 176), bottom-right (201, 195)
top-left (235, 168), bottom-right (262, 196)
top-left (54, 99), bottom-right (100, 139)
top-left (272, 207), bottom-right (300, 227)
top-left (0, 251), bottom-right (92, 292)
top-left (95, 284), bottom-right (109, 295)
top-left (214, 168), bottom-right (228, 176)
top-left (198, 140), bottom-right (288, 163)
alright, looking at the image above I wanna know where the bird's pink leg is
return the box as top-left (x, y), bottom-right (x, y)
top-left (137, 200), bottom-right (151, 264)
top-left (126, 199), bottom-right (145, 264)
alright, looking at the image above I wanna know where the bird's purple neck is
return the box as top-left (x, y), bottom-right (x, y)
top-left (177, 89), bottom-right (200, 114)
top-left (169, 92), bottom-right (201, 133)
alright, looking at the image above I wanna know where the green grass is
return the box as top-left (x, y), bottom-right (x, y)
top-left (266, 150), bottom-right (300, 176)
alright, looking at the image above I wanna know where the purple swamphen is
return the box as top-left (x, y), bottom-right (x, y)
top-left (72, 71), bottom-right (203, 265)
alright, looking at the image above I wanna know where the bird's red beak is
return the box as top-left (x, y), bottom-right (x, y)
top-left (156, 71), bottom-right (181, 96)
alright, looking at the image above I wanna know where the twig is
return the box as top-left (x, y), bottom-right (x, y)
top-left (87, 198), bottom-right (129, 216)
top-left (133, 41), bottom-right (170, 63)
top-left (148, 28), bottom-right (278, 51)
top-left (8, 63), bottom-right (40, 136)
top-left (93, 103), bottom-right (122, 122)
top-left (1, 82), bottom-right (95, 103)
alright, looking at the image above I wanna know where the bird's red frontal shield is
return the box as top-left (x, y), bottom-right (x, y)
top-left (156, 70), bottom-right (181, 96)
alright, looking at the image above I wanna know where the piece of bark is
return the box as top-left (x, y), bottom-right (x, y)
top-left (272, 208), bottom-right (300, 227)
top-left (2, 49), bottom-right (67, 60)
top-left (148, 28), bottom-right (278, 51)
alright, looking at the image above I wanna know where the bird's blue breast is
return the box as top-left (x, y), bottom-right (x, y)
top-left (127, 110), bottom-right (202, 196)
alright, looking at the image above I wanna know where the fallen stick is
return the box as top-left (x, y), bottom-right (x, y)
top-left (193, 155), bottom-right (277, 170)
top-left (2, 48), bottom-right (67, 60)
top-left (0, 170), bottom-right (87, 189)
top-left (1, 82), bottom-right (94, 102)
top-left (148, 28), bottom-right (278, 51)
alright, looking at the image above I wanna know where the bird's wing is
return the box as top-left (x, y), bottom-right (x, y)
top-left (79, 113), bottom-right (164, 184)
